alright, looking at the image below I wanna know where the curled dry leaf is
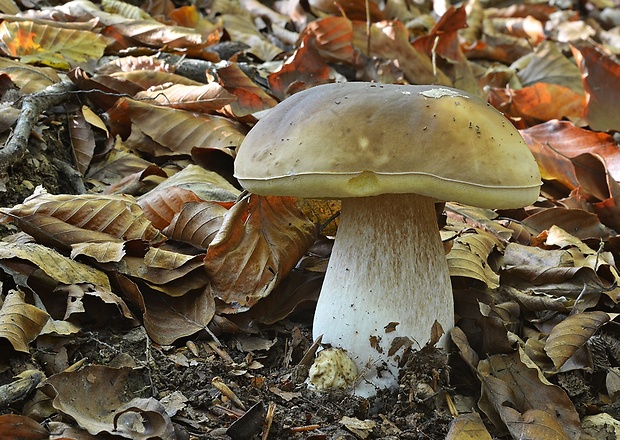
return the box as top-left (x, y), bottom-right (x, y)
top-left (0, 189), bottom-right (166, 246)
top-left (135, 82), bottom-right (237, 113)
top-left (69, 107), bottom-right (96, 176)
top-left (0, 242), bottom-right (112, 290)
top-left (204, 194), bottom-right (317, 312)
top-left (477, 349), bottom-right (582, 439)
top-left (447, 228), bottom-right (503, 288)
top-left (571, 41), bottom-right (620, 132)
top-left (138, 186), bottom-right (206, 231)
top-left (217, 62), bottom-right (278, 118)
top-left (0, 290), bottom-right (49, 353)
top-left (41, 365), bottom-right (175, 439)
top-left (545, 311), bottom-right (611, 370)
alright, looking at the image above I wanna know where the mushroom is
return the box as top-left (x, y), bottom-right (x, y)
top-left (233, 83), bottom-right (541, 396)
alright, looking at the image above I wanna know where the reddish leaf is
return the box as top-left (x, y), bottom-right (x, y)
top-left (268, 35), bottom-right (333, 99)
top-left (571, 41), bottom-right (620, 132)
top-left (488, 83), bottom-right (585, 126)
top-left (204, 194), bottom-right (317, 312)
top-left (217, 62), bottom-right (278, 117)
top-left (0, 414), bottom-right (48, 439)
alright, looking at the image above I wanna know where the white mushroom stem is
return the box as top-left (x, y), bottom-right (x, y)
top-left (312, 193), bottom-right (454, 397)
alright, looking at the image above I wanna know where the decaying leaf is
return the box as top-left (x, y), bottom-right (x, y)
top-left (447, 228), bottom-right (503, 288)
top-left (41, 365), bottom-right (176, 439)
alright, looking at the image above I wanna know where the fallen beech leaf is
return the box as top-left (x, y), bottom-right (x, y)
top-left (0, 242), bottom-right (112, 291)
top-left (205, 194), bottom-right (317, 312)
top-left (478, 349), bottom-right (582, 439)
top-left (222, 14), bottom-right (281, 61)
top-left (447, 229), bottom-right (503, 288)
top-left (1, 189), bottom-right (165, 246)
top-left (0, 290), bottom-right (49, 353)
top-left (142, 286), bottom-right (215, 345)
top-left (445, 412), bottom-right (492, 440)
top-left (217, 62), bottom-right (278, 117)
top-left (489, 82), bottom-right (585, 125)
top-left (268, 34), bottom-right (333, 99)
top-left (106, 97), bottom-right (247, 156)
top-left (41, 365), bottom-right (176, 439)
top-left (522, 207), bottom-right (615, 241)
top-left (0, 57), bottom-right (60, 93)
top-left (163, 201), bottom-right (229, 249)
top-left (514, 40), bottom-right (583, 92)
top-left (0, 21), bottom-right (106, 69)
top-left (571, 41), bottom-right (620, 132)
top-left (138, 186), bottom-right (206, 231)
top-left (299, 16), bottom-right (356, 65)
top-left (309, 0), bottom-right (384, 21)
top-left (0, 414), bottom-right (48, 439)
top-left (545, 311), bottom-right (610, 370)
top-left (352, 20), bottom-right (452, 86)
top-left (521, 120), bottom-right (620, 189)
top-left (69, 107), bottom-right (96, 176)
top-left (135, 82), bottom-right (237, 113)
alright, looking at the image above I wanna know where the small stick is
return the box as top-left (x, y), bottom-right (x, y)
top-left (261, 403), bottom-right (276, 440)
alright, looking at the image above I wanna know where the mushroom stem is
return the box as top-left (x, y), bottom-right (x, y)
top-left (312, 193), bottom-right (453, 396)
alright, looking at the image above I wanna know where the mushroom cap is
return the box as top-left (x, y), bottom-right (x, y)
top-left (234, 83), bottom-right (541, 209)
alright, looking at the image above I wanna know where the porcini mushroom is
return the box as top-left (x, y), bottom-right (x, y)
top-left (234, 83), bottom-right (541, 396)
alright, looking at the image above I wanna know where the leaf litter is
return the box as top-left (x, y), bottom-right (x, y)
top-left (0, 0), bottom-right (619, 439)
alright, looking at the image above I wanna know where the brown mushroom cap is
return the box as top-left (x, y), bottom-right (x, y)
top-left (234, 83), bottom-right (541, 209)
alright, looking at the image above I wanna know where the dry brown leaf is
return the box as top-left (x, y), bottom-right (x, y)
top-left (138, 186), bottom-right (206, 231)
top-left (545, 311), bottom-right (610, 370)
top-left (163, 201), bottom-right (229, 249)
top-left (445, 412), bottom-right (492, 440)
top-left (0, 57), bottom-right (60, 93)
top-left (513, 40), bottom-right (583, 93)
top-left (142, 286), bottom-right (215, 345)
top-left (69, 108), bottom-right (96, 176)
top-left (0, 414), bottom-right (48, 440)
top-left (489, 82), bottom-right (585, 125)
top-left (135, 82), bottom-right (237, 113)
top-left (0, 290), bottom-right (49, 353)
top-left (268, 34), bottom-right (333, 99)
top-left (1, 189), bottom-right (166, 246)
top-left (41, 365), bottom-right (176, 439)
top-left (352, 20), bottom-right (452, 86)
top-left (205, 194), bottom-right (317, 312)
top-left (87, 143), bottom-right (160, 185)
top-left (139, 164), bottom-right (240, 203)
top-left (217, 62), bottom-right (278, 117)
top-left (0, 242), bottom-right (112, 291)
top-left (571, 41), bottom-right (620, 132)
top-left (447, 229), bottom-right (503, 288)
top-left (221, 14), bottom-right (282, 61)
top-left (106, 97), bottom-right (247, 157)
top-left (116, 247), bottom-right (207, 294)
top-left (478, 349), bottom-right (582, 439)
top-left (522, 120), bottom-right (620, 187)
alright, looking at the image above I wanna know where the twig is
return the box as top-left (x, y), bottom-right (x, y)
top-left (0, 80), bottom-right (77, 173)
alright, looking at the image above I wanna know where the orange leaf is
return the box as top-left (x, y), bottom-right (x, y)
top-left (217, 62), bottom-right (278, 117)
top-left (489, 83), bottom-right (585, 126)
